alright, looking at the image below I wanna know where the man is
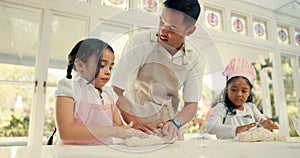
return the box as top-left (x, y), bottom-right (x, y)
top-left (112, 0), bottom-right (205, 137)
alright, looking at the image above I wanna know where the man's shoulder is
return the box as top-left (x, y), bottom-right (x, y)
top-left (184, 39), bottom-right (205, 67)
top-left (185, 37), bottom-right (201, 54)
top-left (129, 28), bottom-right (157, 43)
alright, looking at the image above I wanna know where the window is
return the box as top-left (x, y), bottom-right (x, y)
top-left (295, 29), bottom-right (300, 46)
top-left (44, 68), bottom-right (65, 139)
top-left (281, 56), bottom-right (296, 99)
top-left (43, 13), bottom-right (89, 138)
top-left (281, 55), bottom-right (299, 136)
top-left (0, 4), bottom-right (41, 66)
top-left (50, 13), bottom-right (88, 69)
top-left (0, 4), bottom-right (41, 144)
top-left (0, 64), bottom-right (34, 140)
top-left (95, 20), bottom-right (132, 85)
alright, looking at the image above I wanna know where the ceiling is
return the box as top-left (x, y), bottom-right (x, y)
top-left (0, 0), bottom-right (299, 70)
top-left (241, 0), bottom-right (300, 19)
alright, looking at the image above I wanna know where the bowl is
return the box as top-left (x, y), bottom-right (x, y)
top-left (291, 118), bottom-right (300, 136)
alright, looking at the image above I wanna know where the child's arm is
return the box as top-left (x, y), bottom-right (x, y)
top-left (207, 104), bottom-right (237, 139)
top-left (55, 96), bottom-right (146, 142)
top-left (113, 106), bottom-right (123, 126)
top-left (55, 96), bottom-right (102, 141)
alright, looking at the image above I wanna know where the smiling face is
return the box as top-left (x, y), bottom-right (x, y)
top-left (94, 48), bottom-right (115, 89)
top-left (157, 8), bottom-right (195, 52)
top-left (226, 77), bottom-right (251, 109)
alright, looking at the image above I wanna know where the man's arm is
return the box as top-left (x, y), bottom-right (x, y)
top-left (112, 86), bottom-right (133, 121)
top-left (162, 102), bottom-right (198, 137)
top-left (175, 102), bottom-right (198, 125)
top-left (113, 86), bottom-right (161, 135)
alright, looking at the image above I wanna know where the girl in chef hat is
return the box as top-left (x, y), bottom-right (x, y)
top-left (206, 58), bottom-right (278, 139)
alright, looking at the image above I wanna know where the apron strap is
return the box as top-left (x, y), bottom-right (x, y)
top-left (46, 127), bottom-right (57, 145)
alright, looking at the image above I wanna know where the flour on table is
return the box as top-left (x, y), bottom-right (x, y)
top-left (125, 135), bottom-right (177, 147)
top-left (236, 127), bottom-right (286, 142)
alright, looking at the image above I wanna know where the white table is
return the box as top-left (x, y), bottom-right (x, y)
top-left (1, 137), bottom-right (300, 158)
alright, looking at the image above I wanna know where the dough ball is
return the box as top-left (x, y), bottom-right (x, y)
top-left (236, 127), bottom-right (286, 142)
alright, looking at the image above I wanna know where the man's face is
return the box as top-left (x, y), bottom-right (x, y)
top-left (157, 8), bottom-right (194, 50)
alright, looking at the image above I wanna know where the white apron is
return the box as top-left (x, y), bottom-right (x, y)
top-left (126, 44), bottom-right (189, 123)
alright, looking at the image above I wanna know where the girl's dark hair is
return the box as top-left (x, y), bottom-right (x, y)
top-left (163, 0), bottom-right (201, 25)
top-left (66, 38), bottom-right (114, 83)
top-left (213, 76), bottom-right (255, 115)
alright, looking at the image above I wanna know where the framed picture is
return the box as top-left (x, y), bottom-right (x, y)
top-left (253, 19), bottom-right (268, 40)
top-left (231, 13), bottom-right (247, 35)
top-left (277, 25), bottom-right (290, 45)
top-left (204, 7), bottom-right (223, 32)
top-left (139, 0), bottom-right (163, 14)
top-left (77, 0), bottom-right (88, 2)
top-left (101, 0), bottom-right (129, 10)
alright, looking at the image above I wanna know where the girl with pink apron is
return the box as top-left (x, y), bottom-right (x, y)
top-left (62, 79), bottom-right (115, 145)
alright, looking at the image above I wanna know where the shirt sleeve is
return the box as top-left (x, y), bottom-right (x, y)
top-left (207, 103), bottom-right (237, 139)
top-left (55, 78), bottom-right (75, 99)
top-left (112, 35), bottom-right (136, 90)
top-left (182, 39), bottom-right (206, 102)
top-left (249, 102), bottom-right (266, 121)
top-left (182, 52), bottom-right (205, 102)
top-left (111, 31), bottom-right (150, 90)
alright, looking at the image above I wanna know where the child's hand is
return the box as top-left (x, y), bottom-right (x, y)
top-left (260, 118), bottom-right (279, 131)
top-left (236, 122), bottom-right (258, 133)
top-left (117, 122), bottom-right (148, 139)
top-left (131, 121), bottom-right (163, 136)
top-left (125, 128), bottom-right (149, 139)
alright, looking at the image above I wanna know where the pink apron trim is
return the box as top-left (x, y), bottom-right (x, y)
top-left (62, 79), bottom-right (115, 145)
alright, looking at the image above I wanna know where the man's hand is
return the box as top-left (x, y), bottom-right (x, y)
top-left (162, 121), bottom-right (179, 137)
top-left (117, 122), bottom-right (148, 139)
top-left (132, 122), bottom-right (163, 137)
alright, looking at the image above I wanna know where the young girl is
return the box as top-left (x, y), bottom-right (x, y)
top-left (55, 38), bottom-right (147, 145)
top-left (207, 58), bottom-right (278, 139)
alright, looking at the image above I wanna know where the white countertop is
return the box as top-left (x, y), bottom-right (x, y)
top-left (1, 137), bottom-right (300, 158)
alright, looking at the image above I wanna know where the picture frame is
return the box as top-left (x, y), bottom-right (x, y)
top-left (253, 19), bottom-right (268, 40)
top-left (204, 7), bottom-right (223, 32)
top-left (277, 25), bottom-right (290, 45)
top-left (139, 0), bottom-right (163, 14)
top-left (231, 13), bottom-right (247, 35)
top-left (101, 0), bottom-right (129, 10)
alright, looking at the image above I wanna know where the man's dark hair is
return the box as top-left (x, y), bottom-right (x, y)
top-left (163, 0), bottom-right (201, 24)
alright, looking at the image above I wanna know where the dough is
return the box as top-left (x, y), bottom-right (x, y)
top-left (125, 135), bottom-right (177, 147)
top-left (236, 127), bottom-right (286, 142)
